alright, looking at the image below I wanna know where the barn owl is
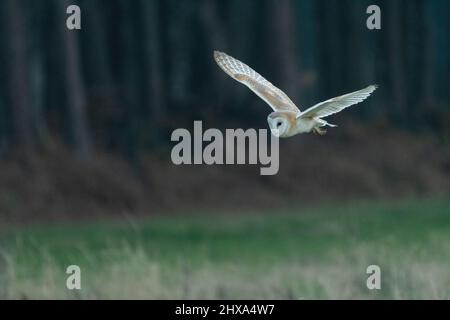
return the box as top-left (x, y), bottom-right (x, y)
top-left (214, 51), bottom-right (377, 137)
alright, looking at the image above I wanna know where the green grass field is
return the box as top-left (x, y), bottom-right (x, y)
top-left (1, 198), bottom-right (450, 299)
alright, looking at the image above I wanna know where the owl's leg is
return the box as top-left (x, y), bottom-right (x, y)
top-left (313, 127), bottom-right (327, 135)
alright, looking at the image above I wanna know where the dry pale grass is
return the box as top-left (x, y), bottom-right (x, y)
top-left (3, 199), bottom-right (450, 299)
top-left (3, 236), bottom-right (450, 300)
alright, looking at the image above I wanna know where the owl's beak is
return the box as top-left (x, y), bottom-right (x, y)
top-left (270, 128), bottom-right (281, 137)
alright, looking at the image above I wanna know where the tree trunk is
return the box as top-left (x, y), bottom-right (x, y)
top-left (423, 1), bottom-right (436, 108)
top-left (84, 0), bottom-right (114, 91)
top-left (141, 0), bottom-right (166, 144)
top-left (198, 0), bottom-right (229, 109)
top-left (4, 0), bottom-right (35, 153)
top-left (388, 0), bottom-right (406, 121)
top-left (268, 0), bottom-right (303, 103)
top-left (55, 0), bottom-right (91, 159)
top-left (30, 0), bottom-right (49, 147)
top-left (117, 0), bottom-right (141, 164)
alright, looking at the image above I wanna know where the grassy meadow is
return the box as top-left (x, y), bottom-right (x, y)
top-left (1, 198), bottom-right (450, 299)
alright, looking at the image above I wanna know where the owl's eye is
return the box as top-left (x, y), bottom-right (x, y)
top-left (276, 121), bottom-right (282, 127)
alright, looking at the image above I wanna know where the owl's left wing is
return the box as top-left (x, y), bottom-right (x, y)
top-left (214, 51), bottom-right (300, 114)
top-left (298, 85), bottom-right (377, 119)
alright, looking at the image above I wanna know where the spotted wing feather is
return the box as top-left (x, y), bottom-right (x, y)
top-left (214, 51), bottom-right (300, 114)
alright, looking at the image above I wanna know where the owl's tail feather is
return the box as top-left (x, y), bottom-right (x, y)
top-left (318, 119), bottom-right (338, 127)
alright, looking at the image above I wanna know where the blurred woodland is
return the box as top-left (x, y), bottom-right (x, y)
top-left (0, 0), bottom-right (449, 222)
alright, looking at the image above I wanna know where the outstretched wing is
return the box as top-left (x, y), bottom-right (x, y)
top-left (298, 85), bottom-right (378, 119)
top-left (214, 51), bottom-right (300, 114)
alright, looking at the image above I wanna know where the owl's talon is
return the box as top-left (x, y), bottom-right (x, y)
top-left (313, 127), bottom-right (326, 135)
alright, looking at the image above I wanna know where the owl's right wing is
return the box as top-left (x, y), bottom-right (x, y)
top-left (214, 51), bottom-right (300, 114)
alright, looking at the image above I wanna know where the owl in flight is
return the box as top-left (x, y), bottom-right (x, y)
top-left (214, 51), bottom-right (377, 137)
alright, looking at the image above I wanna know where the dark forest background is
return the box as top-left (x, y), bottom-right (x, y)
top-left (0, 0), bottom-right (449, 223)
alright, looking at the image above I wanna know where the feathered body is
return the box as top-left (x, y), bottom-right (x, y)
top-left (214, 51), bottom-right (377, 137)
